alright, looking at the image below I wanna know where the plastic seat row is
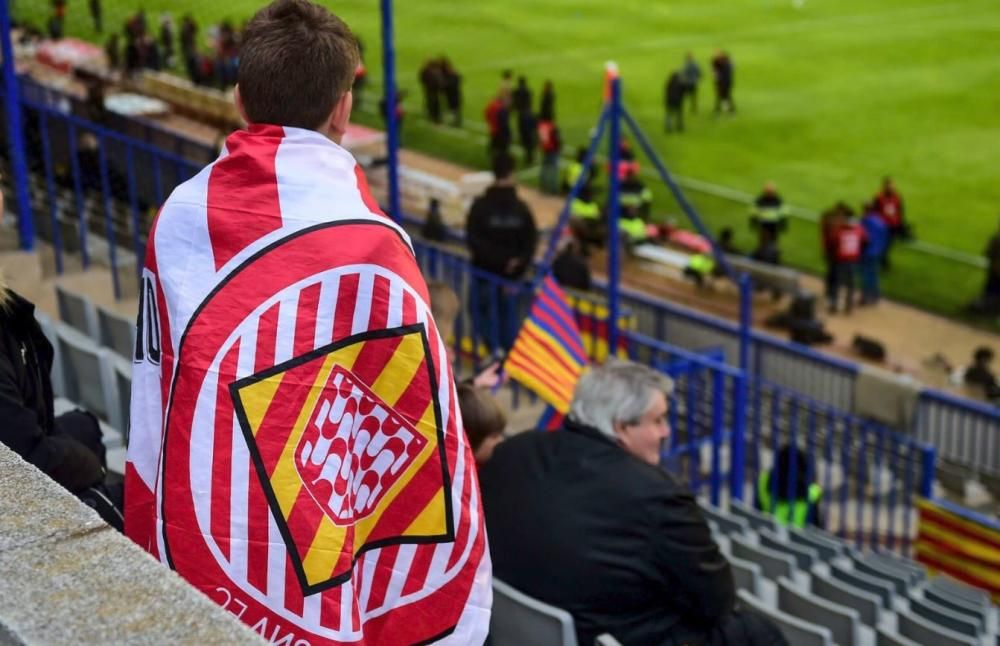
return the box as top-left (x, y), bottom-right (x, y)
top-left (56, 284), bottom-right (136, 361)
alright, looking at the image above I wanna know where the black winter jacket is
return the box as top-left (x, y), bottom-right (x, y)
top-left (465, 185), bottom-right (538, 279)
top-left (479, 419), bottom-right (734, 646)
top-left (0, 291), bottom-right (102, 491)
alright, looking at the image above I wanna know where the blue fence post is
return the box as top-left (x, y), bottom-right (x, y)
top-left (919, 446), bottom-right (936, 499)
top-left (728, 273), bottom-right (752, 501)
top-left (710, 369), bottom-right (724, 506)
top-left (37, 111), bottom-right (63, 274)
top-left (380, 0), bottom-right (402, 224)
top-left (0, 2), bottom-right (34, 251)
top-left (606, 70), bottom-right (623, 354)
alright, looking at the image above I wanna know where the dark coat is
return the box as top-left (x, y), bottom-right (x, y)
top-left (479, 419), bottom-right (735, 646)
top-left (465, 185), bottom-right (537, 279)
top-left (0, 292), bottom-right (102, 491)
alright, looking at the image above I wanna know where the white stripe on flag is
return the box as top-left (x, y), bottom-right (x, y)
top-left (352, 271), bottom-right (375, 335)
top-left (228, 321), bottom-right (259, 581)
top-left (275, 291), bottom-right (300, 364)
top-left (314, 273), bottom-right (339, 348)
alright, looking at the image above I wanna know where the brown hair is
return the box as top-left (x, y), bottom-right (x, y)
top-left (238, 0), bottom-right (360, 130)
top-left (427, 280), bottom-right (460, 341)
top-left (457, 383), bottom-right (507, 452)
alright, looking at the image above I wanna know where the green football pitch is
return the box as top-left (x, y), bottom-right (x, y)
top-left (15, 0), bottom-right (1000, 322)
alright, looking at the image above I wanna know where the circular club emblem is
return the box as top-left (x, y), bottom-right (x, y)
top-left (159, 222), bottom-right (485, 644)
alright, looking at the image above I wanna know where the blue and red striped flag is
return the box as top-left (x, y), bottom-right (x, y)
top-left (504, 275), bottom-right (588, 414)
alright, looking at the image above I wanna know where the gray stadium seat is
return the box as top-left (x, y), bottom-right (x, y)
top-left (876, 627), bottom-right (919, 646)
top-left (55, 323), bottom-right (123, 448)
top-left (923, 587), bottom-right (988, 626)
top-left (778, 578), bottom-right (859, 646)
top-left (896, 607), bottom-right (977, 646)
top-left (852, 555), bottom-right (909, 595)
top-left (869, 551), bottom-right (924, 581)
top-left (737, 589), bottom-right (832, 646)
top-left (830, 563), bottom-right (895, 609)
top-left (97, 304), bottom-right (136, 360)
top-left (730, 535), bottom-right (795, 581)
top-left (593, 635), bottom-right (622, 646)
top-left (34, 311), bottom-right (66, 398)
top-left (728, 555), bottom-right (762, 595)
top-left (109, 355), bottom-right (132, 445)
top-left (811, 570), bottom-right (881, 628)
top-left (928, 576), bottom-right (992, 608)
top-left (699, 503), bottom-right (750, 536)
top-left (56, 284), bottom-right (98, 339)
top-left (908, 595), bottom-right (981, 638)
top-left (759, 528), bottom-right (818, 570)
top-left (491, 578), bottom-right (578, 646)
top-left (729, 500), bottom-right (776, 532)
top-left (788, 528), bottom-right (845, 562)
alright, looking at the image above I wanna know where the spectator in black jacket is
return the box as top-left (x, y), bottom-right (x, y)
top-left (465, 152), bottom-right (537, 351)
top-left (664, 70), bottom-right (686, 133)
top-left (480, 359), bottom-right (785, 646)
top-left (0, 277), bottom-right (105, 495)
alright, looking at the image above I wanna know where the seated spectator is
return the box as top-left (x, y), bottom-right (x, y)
top-left (480, 359), bottom-right (785, 645)
top-left (755, 444), bottom-right (823, 529)
top-left (963, 347), bottom-right (1000, 401)
top-left (552, 237), bottom-right (592, 292)
top-left (0, 271), bottom-right (123, 528)
top-left (456, 382), bottom-right (506, 465)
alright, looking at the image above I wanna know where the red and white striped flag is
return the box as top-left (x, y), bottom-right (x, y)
top-left (125, 124), bottom-right (491, 644)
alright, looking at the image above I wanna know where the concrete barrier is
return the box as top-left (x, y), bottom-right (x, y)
top-left (0, 443), bottom-right (264, 644)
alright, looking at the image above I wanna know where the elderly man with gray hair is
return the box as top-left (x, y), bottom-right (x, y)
top-left (480, 359), bottom-right (785, 645)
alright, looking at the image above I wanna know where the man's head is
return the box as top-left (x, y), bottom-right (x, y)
top-left (973, 346), bottom-right (994, 367)
top-left (568, 359), bottom-right (673, 466)
top-left (457, 383), bottom-right (507, 465)
top-left (236, 0), bottom-right (359, 141)
top-left (492, 151), bottom-right (516, 184)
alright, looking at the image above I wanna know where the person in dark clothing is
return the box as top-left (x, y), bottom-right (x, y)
top-left (180, 14), bottom-right (200, 83)
top-left (465, 152), bottom-right (538, 351)
top-left (682, 52), bottom-right (702, 113)
top-left (441, 57), bottom-right (462, 126)
top-left (480, 360), bottom-right (785, 646)
top-left (552, 237), bottom-right (592, 292)
top-left (105, 33), bottom-right (121, 71)
top-left (159, 15), bottom-right (176, 68)
top-left (719, 227), bottom-right (739, 255)
top-left (829, 210), bottom-right (867, 314)
top-left (539, 79), bottom-right (556, 122)
top-left (750, 181), bottom-right (788, 238)
top-left (972, 218), bottom-right (1000, 315)
top-left (0, 278), bottom-right (123, 531)
top-left (512, 77), bottom-right (537, 164)
top-left (664, 70), bottom-right (686, 133)
top-left (421, 197), bottom-right (448, 242)
top-left (418, 58), bottom-right (444, 124)
top-left (964, 347), bottom-right (1000, 402)
top-left (89, 0), bottom-right (103, 33)
top-left (484, 92), bottom-right (512, 159)
top-left (712, 49), bottom-right (735, 114)
top-left (755, 444), bottom-right (823, 528)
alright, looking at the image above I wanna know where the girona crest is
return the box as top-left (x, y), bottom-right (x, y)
top-left (231, 325), bottom-right (451, 595)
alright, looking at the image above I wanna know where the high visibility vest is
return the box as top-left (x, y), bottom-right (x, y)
top-left (571, 198), bottom-right (600, 220)
top-left (688, 253), bottom-right (715, 276)
top-left (758, 472), bottom-right (822, 528)
top-left (753, 204), bottom-right (787, 223)
top-left (620, 186), bottom-right (652, 209)
top-left (619, 217), bottom-right (647, 243)
top-left (563, 161), bottom-right (584, 188)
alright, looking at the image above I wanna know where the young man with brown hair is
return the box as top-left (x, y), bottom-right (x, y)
top-left (126, 2), bottom-right (490, 644)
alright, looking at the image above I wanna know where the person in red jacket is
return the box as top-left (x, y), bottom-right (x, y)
top-left (874, 176), bottom-right (905, 269)
top-left (484, 92), bottom-right (512, 159)
top-left (829, 210), bottom-right (867, 314)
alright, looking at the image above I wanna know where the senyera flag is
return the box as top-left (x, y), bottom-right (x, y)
top-left (504, 274), bottom-right (587, 425)
top-left (125, 124), bottom-right (490, 644)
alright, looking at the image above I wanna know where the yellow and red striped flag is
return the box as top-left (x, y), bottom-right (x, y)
top-left (504, 275), bottom-right (588, 414)
top-left (915, 497), bottom-right (1000, 602)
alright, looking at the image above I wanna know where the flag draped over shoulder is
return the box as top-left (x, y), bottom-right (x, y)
top-left (915, 498), bottom-right (1000, 602)
top-left (125, 124), bottom-right (490, 644)
top-left (504, 275), bottom-right (587, 414)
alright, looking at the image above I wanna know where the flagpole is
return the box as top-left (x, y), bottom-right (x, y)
top-left (379, 0), bottom-right (402, 224)
top-left (605, 67), bottom-right (623, 355)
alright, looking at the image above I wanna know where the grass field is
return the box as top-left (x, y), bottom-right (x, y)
top-left (15, 0), bottom-right (1000, 322)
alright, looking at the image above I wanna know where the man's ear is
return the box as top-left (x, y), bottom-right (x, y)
top-left (326, 90), bottom-right (354, 143)
top-left (234, 84), bottom-right (250, 125)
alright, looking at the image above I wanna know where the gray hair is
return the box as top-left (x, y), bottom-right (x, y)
top-left (568, 358), bottom-right (674, 438)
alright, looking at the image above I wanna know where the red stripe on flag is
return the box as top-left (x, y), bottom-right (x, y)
top-left (250, 355), bottom-right (327, 472)
top-left (916, 552), bottom-right (1000, 596)
top-left (364, 545), bottom-right (401, 613)
top-left (254, 302), bottom-right (280, 373)
top-left (333, 273), bottom-right (360, 341)
top-left (402, 289), bottom-right (417, 325)
top-left (293, 282), bottom-right (323, 356)
top-left (921, 507), bottom-right (1000, 551)
top-left (917, 533), bottom-right (1000, 571)
top-left (446, 463), bottom-right (474, 571)
top-left (206, 126), bottom-right (286, 270)
top-left (210, 338), bottom-right (240, 561)
top-left (520, 324), bottom-right (584, 378)
top-left (532, 306), bottom-right (587, 362)
top-left (246, 464), bottom-right (271, 594)
top-left (347, 333), bottom-right (405, 386)
top-left (506, 351), bottom-right (576, 402)
top-left (284, 558), bottom-right (304, 617)
top-left (402, 542), bottom-right (436, 596)
top-left (354, 164), bottom-right (388, 219)
top-left (367, 274), bottom-right (392, 331)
